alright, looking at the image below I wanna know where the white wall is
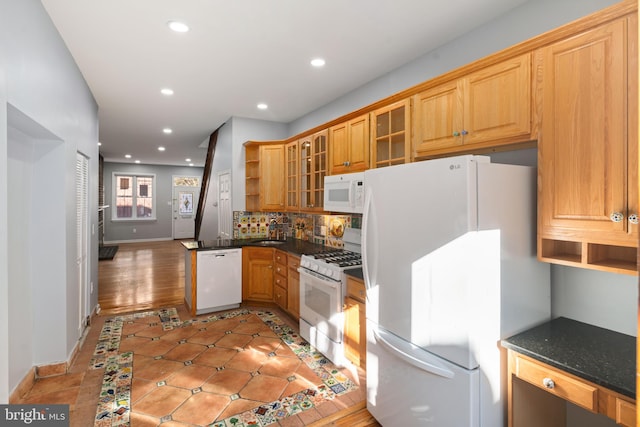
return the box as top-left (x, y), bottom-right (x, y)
top-left (103, 162), bottom-right (203, 242)
top-left (0, 0), bottom-right (99, 399)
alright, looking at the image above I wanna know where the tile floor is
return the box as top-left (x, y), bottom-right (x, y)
top-left (13, 304), bottom-right (366, 427)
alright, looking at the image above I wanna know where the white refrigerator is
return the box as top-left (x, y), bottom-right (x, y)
top-left (362, 155), bottom-right (550, 426)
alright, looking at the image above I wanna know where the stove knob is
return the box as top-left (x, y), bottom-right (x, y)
top-left (319, 267), bottom-right (327, 276)
top-left (311, 264), bottom-right (319, 271)
top-left (325, 269), bottom-right (334, 278)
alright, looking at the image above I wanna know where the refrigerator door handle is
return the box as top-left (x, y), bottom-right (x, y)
top-left (362, 187), bottom-right (377, 290)
top-left (373, 326), bottom-right (455, 379)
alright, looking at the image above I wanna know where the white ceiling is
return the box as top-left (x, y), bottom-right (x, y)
top-left (41, 0), bottom-right (528, 167)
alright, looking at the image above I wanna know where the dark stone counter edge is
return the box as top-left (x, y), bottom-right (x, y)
top-left (181, 238), bottom-right (332, 257)
top-left (501, 320), bottom-right (636, 399)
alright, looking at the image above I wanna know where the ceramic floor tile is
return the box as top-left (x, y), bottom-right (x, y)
top-left (193, 346), bottom-right (237, 368)
top-left (164, 364), bottom-right (214, 390)
top-left (201, 368), bottom-right (252, 395)
top-left (28, 372), bottom-right (85, 396)
top-left (132, 385), bottom-right (192, 418)
top-left (240, 374), bottom-right (289, 402)
top-left (133, 337), bottom-right (179, 357)
top-left (81, 307), bottom-right (365, 426)
top-left (133, 358), bottom-right (185, 383)
top-left (186, 328), bottom-right (227, 345)
top-left (248, 335), bottom-right (284, 354)
top-left (225, 349), bottom-right (268, 372)
top-left (162, 342), bottom-right (206, 362)
top-left (259, 355), bottom-right (302, 378)
top-left (214, 332), bottom-right (254, 350)
top-left (170, 392), bottom-right (230, 425)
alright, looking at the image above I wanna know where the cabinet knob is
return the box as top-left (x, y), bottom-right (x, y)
top-left (542, 377), bottom-right (555, 389)
top-left (461, 130), bottom-right (468, 136)
top-left (268, 265), bottom-right (273, 269)
top-left (610, 212), bottom-right (624, 223)
top-left (453, 131), bottom-right (460, 137)
top-left (629, 214), bottom-right (638, 225)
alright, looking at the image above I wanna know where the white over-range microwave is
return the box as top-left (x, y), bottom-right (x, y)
top-left (323, 172), bottom-right (365, 214)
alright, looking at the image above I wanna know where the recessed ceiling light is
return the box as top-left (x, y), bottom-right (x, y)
top-left (185, 158), bottom-right (191, 162)
top-left (189, 163), bottom-right (194, 167)
top-left (161, 88), bottom-right (174, 96)
top-left (158, 146), bottom-right (166, 151)
top-left (311, 58), bottom-right (326, 67)
top-left (167, 21), bottom-right (189, 33)
top-left (163, 128), bottom-right (172, 134)
top-left (135, 160), bottom-right (141, 164)
top-left (257, 103), bottom-right (268, 110)
top-left (125, 154), bottom-right (131, 159)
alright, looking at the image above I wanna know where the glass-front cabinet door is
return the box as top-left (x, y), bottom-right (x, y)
top-left (371, 99), bottom-right (411, 168)
top-left (300, 130), bottom-right (327, 212)
top-left (285, 140), bottom-right (299, 211)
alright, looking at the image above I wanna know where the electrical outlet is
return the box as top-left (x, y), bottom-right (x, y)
top-left (133, 228), bottom-right (136, 233)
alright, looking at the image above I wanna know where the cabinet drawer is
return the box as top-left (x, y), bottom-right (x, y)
top-left (616, 398), bottom-right (636, 427)
top-left (274, 284), bottom-right (287, 308)
top-left (274, 274), bottom-right (288, 288)
top-left (275, 250), bottom-right (287, 266)
top-left (288, 255), bottom-right (300, 270)
top-left (515, 355), bottom-right (598, 412)
top-left (346, 277), bottom-right (366, 303)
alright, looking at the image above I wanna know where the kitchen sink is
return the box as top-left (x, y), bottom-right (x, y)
top-left (254, 240), bottom-right (286, 246)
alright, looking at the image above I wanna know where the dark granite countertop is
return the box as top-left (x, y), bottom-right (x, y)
top-left (501, 317), bottom-right (635, 399)
top-left (345, 267), bottom-right (364, 280)
top-left (181, 238), bottom-right (330, 257)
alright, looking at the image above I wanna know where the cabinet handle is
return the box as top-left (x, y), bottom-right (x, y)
top-left (629, 214), bottom-right (638, 225)
top-left (461, 130), bottom-right (468, 136)
top-left (268, 265), bottom-right (273, 269)
top-left (542, 377), bottom-right (555, 389)
top-left (343, 161), bottom-right (351, 166)
top-left (610, 212), bottom-right (624, 223)
top-left (453, 131), bottom-right (460, 137)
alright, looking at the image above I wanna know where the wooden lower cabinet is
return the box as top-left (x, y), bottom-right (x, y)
top-left (507, 350), bottom-right (636, 427)
top-left (242, 247), bottom-right (274, 302)
top-left (343, 276), bottom-right (366, 368)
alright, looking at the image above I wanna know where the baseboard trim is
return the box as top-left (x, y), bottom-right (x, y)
top-left (9, 315), bottom-right (96, 402)
top-left (8, 367), bottom-right (35, 403)
top-left (103, 237), bottom-right (173, 245)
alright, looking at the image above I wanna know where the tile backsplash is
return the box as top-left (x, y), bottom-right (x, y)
top-left (233, 211), bottom-right (361, 248)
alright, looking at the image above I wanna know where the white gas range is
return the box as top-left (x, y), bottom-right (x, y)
top-left (298, 228), bottom-right (362, 366)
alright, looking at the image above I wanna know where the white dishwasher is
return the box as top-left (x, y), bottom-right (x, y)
top-left (193, 248), bottom-right (242, 315)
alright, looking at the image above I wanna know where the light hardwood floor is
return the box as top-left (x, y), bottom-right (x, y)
top-left (98, 239), bottom-right (381, 426)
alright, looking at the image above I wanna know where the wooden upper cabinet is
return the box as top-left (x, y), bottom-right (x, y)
top-left (244, 142), bottom-right (285, 212)
top-left (371, 99), bottom-right (411, 168)
top-left (300, 130), bottom-right (328, 212)
top-left (413, 54), bottom-right (533, 158)
top-left (329, 114), bottom-right (370, 174)
top-left (537, 15), bottom-right (638, 274)
top-left (258, 144), bottom-right (285, 211)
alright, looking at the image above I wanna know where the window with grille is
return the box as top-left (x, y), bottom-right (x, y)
top-left (112, 173), bottom-right (156, 220)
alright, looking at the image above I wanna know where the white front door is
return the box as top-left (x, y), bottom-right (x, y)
top-left (218, 170), bottom-right (232, 239)
top-left (172, 176), bottom-right (200, 239)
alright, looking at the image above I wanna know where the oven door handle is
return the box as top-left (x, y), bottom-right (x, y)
top-left (298, 268), bottom-right (342, 288)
